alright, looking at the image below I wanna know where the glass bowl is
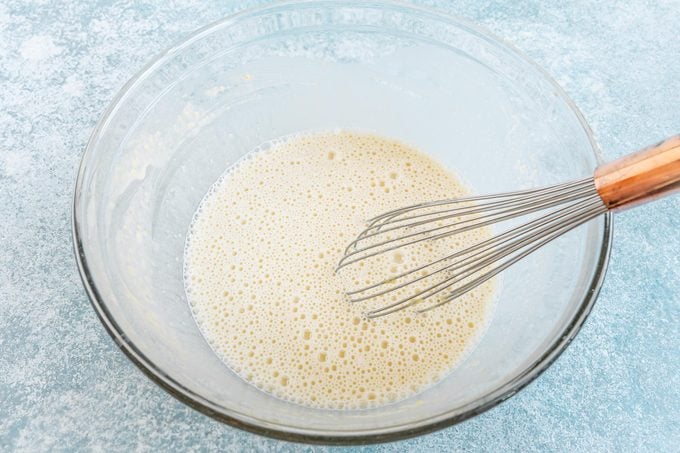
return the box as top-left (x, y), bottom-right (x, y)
top-left (73, 0), bottom-right (611, 444)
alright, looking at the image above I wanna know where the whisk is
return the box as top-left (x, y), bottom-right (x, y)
top-left (337, 135), bottom-right (680, 318)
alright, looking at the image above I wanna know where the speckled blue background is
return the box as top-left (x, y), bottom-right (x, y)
top-left (1, 0), bottom-right (678, 451)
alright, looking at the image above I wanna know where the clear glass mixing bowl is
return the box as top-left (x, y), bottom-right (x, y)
top-left (73, 0), bottom-right (612, 443)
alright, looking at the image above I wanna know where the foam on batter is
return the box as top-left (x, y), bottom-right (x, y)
top-left (184, 131), bottom-right (496, 410)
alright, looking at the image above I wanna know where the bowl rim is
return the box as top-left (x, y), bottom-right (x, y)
top-left (72, 0), bottom-right (613, 444)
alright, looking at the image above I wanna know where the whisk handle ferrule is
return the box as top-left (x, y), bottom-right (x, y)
top-left (594, 135), bottom-right (680, 210)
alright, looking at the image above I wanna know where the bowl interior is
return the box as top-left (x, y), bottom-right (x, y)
top-left (74, 1), bottom-right (609, 441)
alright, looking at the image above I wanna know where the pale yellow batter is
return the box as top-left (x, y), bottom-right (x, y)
top-left (184, 131), bottom-right (495, 409)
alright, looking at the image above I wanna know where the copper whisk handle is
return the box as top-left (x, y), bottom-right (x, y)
top-left (594, 135), bottom-right (680, 210)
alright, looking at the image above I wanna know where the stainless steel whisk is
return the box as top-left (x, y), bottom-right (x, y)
top-left (337, 135), bottom-right (680, 318)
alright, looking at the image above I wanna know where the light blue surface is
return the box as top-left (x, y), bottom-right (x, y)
top-left (1, 0), bottom-right (678, 451)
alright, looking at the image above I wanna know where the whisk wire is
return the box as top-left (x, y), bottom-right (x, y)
top-left (366, 177), bottom-right (595, 231)
top-left (365, 177), bottom-right (594, 226)
top-left (347, 180), bottom-right (597, 252)
top-left (418, 202), bottom-right (607, 314)
top-left (337, 177), bottom-right (607, 318)
top-left (348, 196), bottom-right (603, 302)
top-left (365, 199), bottom-right (606, 318)
top-left (337, 179), bottom-right (598, 269)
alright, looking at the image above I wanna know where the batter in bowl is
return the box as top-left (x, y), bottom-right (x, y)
top-left (184, 131), bottom-right (496, 409)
